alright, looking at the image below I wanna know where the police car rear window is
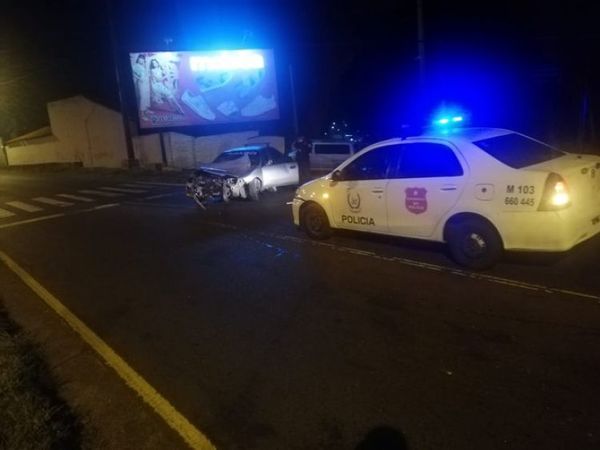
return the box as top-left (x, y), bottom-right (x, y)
top-left (473, 134), bottom-right (564, 169)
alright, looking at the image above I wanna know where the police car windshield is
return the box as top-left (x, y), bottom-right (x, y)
top-left (473, 133), bottom-right (564, 169)
top-left (214, 150), bottom-right (260, 166)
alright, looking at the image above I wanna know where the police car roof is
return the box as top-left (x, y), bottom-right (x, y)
top-left (412, 127), bottom-right (514, 142)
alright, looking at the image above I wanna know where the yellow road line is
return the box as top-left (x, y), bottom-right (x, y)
top-left (0, 251), bottom-right (216, 450)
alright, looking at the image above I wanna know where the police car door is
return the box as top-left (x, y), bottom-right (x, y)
top-left (329, 145), bottom-right (397, 233)
top-left (386, 142), bottom-right (466, 237)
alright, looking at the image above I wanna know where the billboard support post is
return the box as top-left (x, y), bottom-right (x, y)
top-left (106, 0), bottom-right (136, 168)
top-left (417, 0), bottom-right (425, 86)
top-left (159, 132), bottom-right (168, 166)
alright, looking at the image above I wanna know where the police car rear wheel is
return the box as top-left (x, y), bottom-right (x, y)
top-left (302, 203), bottom-right (332, 240)
top-left (447, 219), bottom-right (502, 270)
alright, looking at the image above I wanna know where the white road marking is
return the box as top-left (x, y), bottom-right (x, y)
top-left (0, 251), bottom-right (216, 450)
top-left (33, 197), bottom-right (73, 207)
top-left (199, 219), bottom-right (600, 303)
top-left (120, 183), bottom-right (152, 188)
top-left (101, 186), bottom-right (147, 194)
top-left (79, 189), bottom-right (122, 197)
top-left (5, 201), bottom-right (44, 212)
top-left (0, 208), bottom-right (16, 219)
top-left (0, 204), bottom-right (119, 230)
top-left (142, 193), bottom-right (179, 200)
top-left (57, 193), bottom-right (95, 202)
top-left (132, 181), bottom-right (183, 187)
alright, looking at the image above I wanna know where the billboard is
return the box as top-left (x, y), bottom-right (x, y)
top-left (130, 49), bottom-right (279, 129)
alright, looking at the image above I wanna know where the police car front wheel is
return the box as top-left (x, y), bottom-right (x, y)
top-left (446, 218), bottom-right (503, 270)
top-left (301, 203), bottom-right (332, 240)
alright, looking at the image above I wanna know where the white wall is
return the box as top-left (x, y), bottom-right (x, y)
top-left (6, 138), bottom-right (78, 166)
top-left (166, 132), bottom-right (195, 169)
top-left (46, 96), bottom-right (128, 168)
top-left (133, 134), bottom-right (163, 167)
top-left (162, 130), bottom-right (261, 168)
top-left (86, 104), bottom-right (128, 168)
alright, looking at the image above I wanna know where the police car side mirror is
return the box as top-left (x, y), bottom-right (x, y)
top-left (331, 170), bottom-right (343, 182)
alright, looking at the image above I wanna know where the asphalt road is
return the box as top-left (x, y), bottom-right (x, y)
top-left (0, 169), bottom-right (599, 450)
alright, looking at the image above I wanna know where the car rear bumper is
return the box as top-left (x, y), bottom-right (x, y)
top-left (501, 208), bottom-right (600, 251)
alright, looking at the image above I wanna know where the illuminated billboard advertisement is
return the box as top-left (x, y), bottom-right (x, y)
top-left (130, 49), bottom-right (279, 129)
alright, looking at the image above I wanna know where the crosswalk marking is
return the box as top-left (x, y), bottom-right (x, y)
top-left (132, 181), bottom-right (182, 187)
top-left (135, 181), bottom-right (185, 188)
top-left (120, 183), bottom-right (150, 188)
top-left (0, 182), bottom-right (165, 221)
top-left (33, 197), bottom-right (74, 207)
top-left (0, 208), bottom-right (16, 219)
top-left (79, 190), bottom-right (122, 197)
top-left (101, 186), bottom-right (147, 194)
top-left (57, 194), bottom-right (95, 202)
top-left (5, 201), bottom-right (44, 212)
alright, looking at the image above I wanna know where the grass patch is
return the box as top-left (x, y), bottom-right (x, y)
top-left (0, 303), bottom-right (82, 450)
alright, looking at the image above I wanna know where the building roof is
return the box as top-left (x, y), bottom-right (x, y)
top-left (5, 126), bottom-right (55, 146)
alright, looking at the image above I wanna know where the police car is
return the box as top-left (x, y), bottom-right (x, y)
top-left (292, 127), bottom-right (600, 269)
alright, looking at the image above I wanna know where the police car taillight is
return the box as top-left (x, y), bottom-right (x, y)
top-left (538, 173), bottom-right (570, 211)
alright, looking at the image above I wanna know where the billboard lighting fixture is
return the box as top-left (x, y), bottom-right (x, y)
top-left (189, 50), bottom-right (265, 72)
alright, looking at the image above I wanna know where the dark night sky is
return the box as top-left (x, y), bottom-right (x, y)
top-left (2, 0), bottom-right (600, 148)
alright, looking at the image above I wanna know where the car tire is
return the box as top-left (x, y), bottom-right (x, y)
top-left (301, 203), bottom-right (332, 240)
top-left (248, 178), bottom-right (262, 201)
top-left (446, 218), bottom-right (503, 270)
top-left (222, 185), bottom-right (232, 202)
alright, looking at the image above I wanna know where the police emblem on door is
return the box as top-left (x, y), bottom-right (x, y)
top-left (405, 187), bottom-right (428, 214)
top-left (347, 191), bottom-right (361, 212)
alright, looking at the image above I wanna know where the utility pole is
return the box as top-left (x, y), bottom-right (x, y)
top-left (106, 0), bottom-right (136, 167)
top-left (289, 64), bottom-right (299, 136)
top-left (417, 0), bottom-right (425, 87)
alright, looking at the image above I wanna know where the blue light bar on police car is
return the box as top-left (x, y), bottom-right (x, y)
top-left (433, 115), bottom-right (465, 126)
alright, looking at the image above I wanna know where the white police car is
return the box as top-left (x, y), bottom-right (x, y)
top-left (292, 127), bottom-right (600, 269)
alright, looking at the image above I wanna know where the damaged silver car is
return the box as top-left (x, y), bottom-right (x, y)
top-left (186, 144), bottom-right (299, 208)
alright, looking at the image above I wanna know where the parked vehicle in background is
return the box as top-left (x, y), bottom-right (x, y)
top-left (186, 144), bottom-right (299, 208)
top-left (308, 140), bottom-right (357, 172)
